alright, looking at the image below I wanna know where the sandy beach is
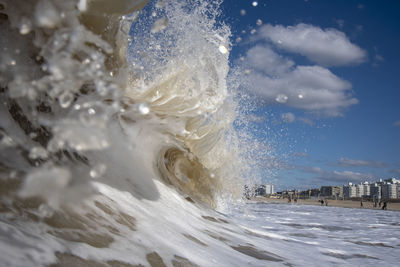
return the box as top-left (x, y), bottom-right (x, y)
top-left (251, 197), bottom-right (400, 211)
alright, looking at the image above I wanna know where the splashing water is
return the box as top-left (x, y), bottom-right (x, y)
top-left (1, 1), bottom-right (399, 266)
top-left (0, 0), bottom-right (268, 266)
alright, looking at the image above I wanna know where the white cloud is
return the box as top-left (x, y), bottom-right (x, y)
top-left (281, 112), bottom-right (296, 123)
top-left (338, 157), bottom-right (387, 168)
top-left (245, 58), bottom-right (358, 116)
top-left (330, 170), bottom-right (372, 183)
top-left (258, 23), bottom-right (367, 66)
top-left (241, 23), bottom-right (363, 117)
top-left (305, 167), bottom-right (374, 183)
top-left (246, 45), bottom-right (294, 76)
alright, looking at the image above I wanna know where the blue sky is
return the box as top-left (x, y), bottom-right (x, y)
top-left (220, 0), bottom-right (400, 190)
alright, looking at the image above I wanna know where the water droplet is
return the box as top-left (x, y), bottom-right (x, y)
top-left (138, 103), bottom-right (150, 114)
top-left (256, 19), bottom-right (263, 26)
top-left (244, 69), bottom-right (251, 75)
top-left (298, 94), bottom-right (304, 99)
top-left (151, 17), bottom-right (168, 33)
top-left (276, 94), bottom-right (288, 103)
top-left (0, 130), bottom-right (15, 148)
top-left (29, 146), bottom-right (49, 159)
top-left (10, 60), bottom-right (16, 66)
top-left (77, 0), bottom-right (87, 12)
top-left (9, 171), bottom-right (18, 179)
top-left (252, 1), bottom-right (258, 7)
top-left (90, 163), bottom-right (106, 178)
top-left (236, 37), bottom-right (242, 43)
top-left (59, 91), bottom-right (74, 108)
top-left (240, 9), bottom-right (246, 16)
top-left (38, 204), bottom-right (54, 217)
top-left (210, 173), bottom-right (215, 178)
top-left (250, 29), bottom-right (257, 34)
top-left (218, 45), bottom-right (228, 54)
top-left (88, 108), bottom-right (96, 115)
top-left (19, 18), bottom-right (32, 35)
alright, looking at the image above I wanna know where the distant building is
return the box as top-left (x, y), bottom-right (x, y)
top-left (343, 183), bottom-right (357, 198)
top-left (310, 188), bottom-right (320, 197)
top-left (320, 186), bottom-right (341, 197)
top-left (397, 184), bottom-right (400, 199)
top-left (265, 184), bottom-right (274, 195)
top-left (362, 183), bottom-right (370, 197)
top-left (384, 178), bottom-right (399, 184)
top-left (255, 185), bottom-right (266, 196)
top-left (370, 183), bottom-right (381, 200)
top-left (382, 183), bottom-right (397, 199)
top-left (254, 184), bottom-right (274, 196)
top-left (356, 184), bottom-right (365, 197)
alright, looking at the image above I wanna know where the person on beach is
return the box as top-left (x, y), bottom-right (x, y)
top-left (360, 200), bottom-right (363, 208)
top-left (325, 200), bottom-right (328, 206)
top-left (382, 201), bottom-right (387, 210)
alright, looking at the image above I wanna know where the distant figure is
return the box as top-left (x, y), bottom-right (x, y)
top-left (320, 200), bottom-right (324, 206)
top-left (379, 201), bottom-right (382, 208)
top-left (374, 200), bottom-right (377, 208)
top-left (382, 201), bottom-right (387, 210)
top-left (360, 200), bottom-right (363, 208)
top-left (294, 198), bottom-right (297, 203)
top-left (288, 198), bottom-right (291, 203)
top-left (325, 200), bottom-right (328, 206)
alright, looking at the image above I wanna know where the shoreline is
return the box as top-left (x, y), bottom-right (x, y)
top-left (250, 197), bottom-right (400, 211)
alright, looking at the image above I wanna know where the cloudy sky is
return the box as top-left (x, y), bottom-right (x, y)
top-left (221, 0), bottom-right (400, 190)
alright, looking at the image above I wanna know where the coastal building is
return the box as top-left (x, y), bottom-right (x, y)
top-left (384, 178), bottom-right (399, 184)
top-left (343, 183), bottom-right (357, 198)
top-left (254, 184), bottom-right (275, 196)
top-left (255, 185), bottom-right (266, 196)
top-left (265, 184), bottom-right (274, 195)
top-left (370, 183), bottom-right (381, 200)
top-left (382, 183), bottom-right (397, 199)
top-left (362, 183), bottom-right (370, 197)
top-left (320, 186), bottom-right (341, 198)
top-left (356, 184), bottom-right (364, 198)
top-left (397, 185), bottom-right (400, 199)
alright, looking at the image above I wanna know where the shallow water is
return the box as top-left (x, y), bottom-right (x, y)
top-left (232, 202), bottom-right (400, 266)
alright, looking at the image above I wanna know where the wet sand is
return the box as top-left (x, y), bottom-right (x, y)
top-left (251, 197), bottom-right (400, 211)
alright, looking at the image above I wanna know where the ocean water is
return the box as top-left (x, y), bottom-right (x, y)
top-left (231, 202), bottom-right (400, 266)
top-left (1, 0), bottom-right (399, 266)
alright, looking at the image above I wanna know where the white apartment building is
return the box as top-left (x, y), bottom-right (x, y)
top-left (397, 185), bottom-right (400, 199)
top-left (343, 184), bottom-right (357, 198)
top-left (382, 183), bottom-right (397, 199)
top-left (363, 183), bottom-right (370, 197)
top-left (356, 184), bottom-right (364, 197)
top-left (265, 184), bottom-right (274, 195)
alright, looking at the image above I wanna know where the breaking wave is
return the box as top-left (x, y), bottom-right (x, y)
top-left (0, 0), bottom-right (268, 266)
